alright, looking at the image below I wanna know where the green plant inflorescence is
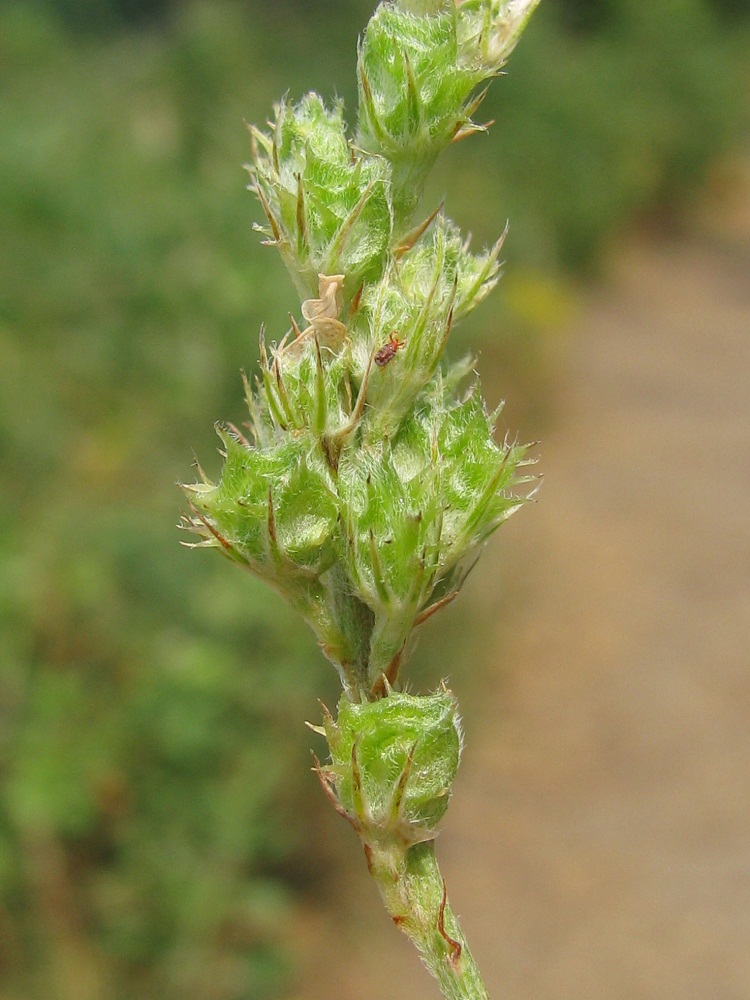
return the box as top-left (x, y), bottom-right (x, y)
top-left (184, 2), bottom-right (541, 997)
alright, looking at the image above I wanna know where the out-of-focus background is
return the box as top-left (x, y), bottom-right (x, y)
top-left (1, 1), bottom-right (748, 998)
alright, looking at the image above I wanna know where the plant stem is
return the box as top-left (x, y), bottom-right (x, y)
top-left (367, 840), bottom-right (490, 1000)
top-left (328, 563), bottom-right (375, 698)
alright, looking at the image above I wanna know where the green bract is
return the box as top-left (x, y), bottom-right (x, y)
top-left (323, 689), bottom-right (462, 843)
top-left (357, 5), bottom-right (484, 220)
top-left (184, 3), bottom-right (540, 997)
top-left (249, 94), bottom-right (392, 301)
top-left (358, 0), bottom-right (541, 222)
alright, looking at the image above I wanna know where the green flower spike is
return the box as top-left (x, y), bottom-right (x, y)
top-left (183, 2), bottom-right (541, 997)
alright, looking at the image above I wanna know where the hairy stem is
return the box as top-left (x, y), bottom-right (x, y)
top-left (367, 840), bottom-right (490, 1000)
top-left (328, 563), bottom-right (375, 698)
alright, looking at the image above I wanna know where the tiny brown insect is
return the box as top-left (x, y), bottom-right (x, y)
top-left (374, 331), bottom-right (406, 368)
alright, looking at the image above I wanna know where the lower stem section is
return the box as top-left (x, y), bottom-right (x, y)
top-left (366, 840), bottom-right (490, 1000)
top-left (318, 688), bottom-right (485, 998)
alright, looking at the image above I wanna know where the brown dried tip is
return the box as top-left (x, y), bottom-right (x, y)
top-left (394, 202), bottom-right (443, 258)
top-left (438, 878), bottom-right (462, 967)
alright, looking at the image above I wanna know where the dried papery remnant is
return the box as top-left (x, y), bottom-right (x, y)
top-left (282, 273), bottom-right (349, 356)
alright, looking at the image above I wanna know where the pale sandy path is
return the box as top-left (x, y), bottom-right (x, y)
top-left (290, 189), bottom-right (750, 1000)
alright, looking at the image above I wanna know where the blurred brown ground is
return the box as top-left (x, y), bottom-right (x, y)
top-left (289, 162), bottom-right (750, 1000)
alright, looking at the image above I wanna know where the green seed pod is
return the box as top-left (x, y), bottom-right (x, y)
top-left (183, 428), bottom-right (339, 592)
top-left (357, 5), bottom-right (486, 222)
top-left (322, 689), bottom-right (463, 845)
top-left (249, 94), bottom-right (392, 301)
top-left (357, 1), bottom-right (540, 224)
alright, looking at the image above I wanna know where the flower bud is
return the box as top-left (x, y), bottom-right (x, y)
top-left (339, 372), bottom-right (533, 686)
top-left (249, 94), bottom-right (392, 301)
top-left (322, 689), bottom-right (462, 845)
top-left (183, 427), bottom-right (338, 594)
top-left (357, 1), bottom-right (540, 224)
top-left (357, 5), bottom-right (486, 221)
top-left (457, 0), bottom-right (542, 74)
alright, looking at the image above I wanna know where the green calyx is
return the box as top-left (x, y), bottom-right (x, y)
top-left (340, 380), bottom-right (532, 684)
top-left (319, 689), bottom-right (462, 845)
top-left (351, 216), bottom-right (505, 437)
top-left (357, 4), bottom-right (483, 221)
top-left (249, 93), bottom-right (392, 302)
top-left (357, 0), bottom-right (541, 223)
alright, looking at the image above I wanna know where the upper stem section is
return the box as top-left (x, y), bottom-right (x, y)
top-left (185, 0), bottom-right (541, 698)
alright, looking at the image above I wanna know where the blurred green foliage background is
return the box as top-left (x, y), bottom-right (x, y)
top-left (0, 1), bottom-right (747, 997)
